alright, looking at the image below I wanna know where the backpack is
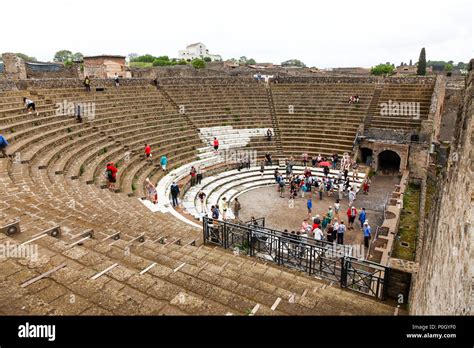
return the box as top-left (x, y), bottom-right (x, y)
top-left (105, 169), bottom-right (112, 180)
top-left (279, 180), bottom-right (285, 187)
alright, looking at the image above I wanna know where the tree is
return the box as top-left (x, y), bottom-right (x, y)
top-left (15, 53), bottom-right (37, 61)
top-left (246, 58), bottom-right (256, 65)
top-left (72, 52), bottom-right (84, 61)
top-left (192, 59), bottom-right (206, 69)
top-left (444, 63), bottom-right (453, 72)
top-left (203, 57), bottom-right (212, 62)
top-left (281, 59), bottom-right (306, 68)
top-left (54, 50), bottom-right (73, 62)
top-left (177, 59), bottom-right (188, 65)
top-left (371, 63), bottom-right (395, 76)
top-left (417, 48), bottom-right (426, 76)
top-left (152, 58), bottom-right (172, 66)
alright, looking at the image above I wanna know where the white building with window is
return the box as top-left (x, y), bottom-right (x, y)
top-left (178, 43), bottom-right (222, 61)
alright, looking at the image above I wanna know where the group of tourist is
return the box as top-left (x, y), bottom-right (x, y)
top-left (82, 73), bottom-right (120, 92)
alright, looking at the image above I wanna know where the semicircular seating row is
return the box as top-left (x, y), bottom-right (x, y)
top-left (181, 165), bottom-right (366, 222)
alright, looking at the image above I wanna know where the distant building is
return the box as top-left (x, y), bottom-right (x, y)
top-left (83, 55), bottom-right (126, 78)
top-left (178, 43), bottom-right (222, 61)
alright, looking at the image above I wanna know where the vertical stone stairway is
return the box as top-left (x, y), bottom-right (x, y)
top-left (265, 85), bottom-right (283, 155)
top-left (364, 84), bottom-right (384, 129)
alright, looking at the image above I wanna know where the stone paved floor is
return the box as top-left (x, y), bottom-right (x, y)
top-left (237, 175), bottom-right (400, 247)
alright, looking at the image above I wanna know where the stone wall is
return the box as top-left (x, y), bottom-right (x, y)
top-left (2, 53), bottom-right (27, 80)
top-left (25, 62), bottom-right (81, 79)
top-left (409, 60), bottom-right (473, 315)
top-left (0, 78), bottom-right (155, 90)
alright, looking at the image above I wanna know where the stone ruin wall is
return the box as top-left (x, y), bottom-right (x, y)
top-left (409, 59), bottom-right (473, 315)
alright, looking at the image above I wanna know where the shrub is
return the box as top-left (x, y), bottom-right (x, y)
top-left (177, 59), bottom-right (188, 65)
top-left (203, 57), bottom-right (212, 62)
top-left (192, 59), bottom-right (206, 69)
top-left (371, 64), bottom-right (394, 76)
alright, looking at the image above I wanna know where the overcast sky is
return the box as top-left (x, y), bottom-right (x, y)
top-left (1, 0), bottom-right (472, 68)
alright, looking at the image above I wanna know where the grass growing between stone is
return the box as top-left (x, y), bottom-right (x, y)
top-left (392, 183), bottom-right (420, 261)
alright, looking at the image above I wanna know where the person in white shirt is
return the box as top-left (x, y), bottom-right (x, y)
top-left (23, 98), bottom-right (39, 115)
top-left (314, 227), bottom-right (324, 241)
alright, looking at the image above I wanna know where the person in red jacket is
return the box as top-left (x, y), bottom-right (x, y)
top-left (106, 161), bottom-right (118, 190)
top-left (346, 205), bottom-right (357, 230)
top-left (213, 137), bottom-right (219, 152)
top-left (144, 144), bottom-right (152, 162)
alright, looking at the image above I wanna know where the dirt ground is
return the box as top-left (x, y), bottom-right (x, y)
top-left (236, 175), bottom-right (400, 247)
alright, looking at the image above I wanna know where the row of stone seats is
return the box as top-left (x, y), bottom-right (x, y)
top-left (369, 84), bottom-right (435, 130)
top-left (271, 83), bottom-right (375, 158)
top-left (160, 82), bottom-right (279, 159)
top-left (183, 165), bottom-right (366, 221)
top-left (0, 218), bottom-right (396, 315)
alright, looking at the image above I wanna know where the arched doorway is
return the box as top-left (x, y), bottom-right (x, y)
top-left (360, 147), bottom-right (373, 166)
top-left (378, 150), bottom-right (401, 173)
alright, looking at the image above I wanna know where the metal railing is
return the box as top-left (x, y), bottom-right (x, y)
top-left (203, 217), bottom-right (389, 299)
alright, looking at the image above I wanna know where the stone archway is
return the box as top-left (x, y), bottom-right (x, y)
top-left (359, 147), bottom-right (373, 166)
top-left (378, 150), bottom-right (401, 173)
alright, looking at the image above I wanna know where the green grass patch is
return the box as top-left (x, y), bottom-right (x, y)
top-left (130, 61), bottom-right (153, 68)
top-left (392, 183), bottom-right (420, 261)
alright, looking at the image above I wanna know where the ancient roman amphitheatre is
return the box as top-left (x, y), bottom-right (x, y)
top-left (0, 50), bottom-right (472, 318)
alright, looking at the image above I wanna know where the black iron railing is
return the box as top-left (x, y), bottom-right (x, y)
top-left (203, 217), bottom-right (389, 299)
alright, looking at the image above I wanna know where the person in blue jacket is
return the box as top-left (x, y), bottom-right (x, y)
top-left (0, 135), bottom-right (9, 158)
top-left (160, 155), bottom-right (168, 172)
top-left (358, 207), bottom-right (367, 228)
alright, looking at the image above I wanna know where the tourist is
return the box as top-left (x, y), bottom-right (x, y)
top-left (318, 183), bottom-right (324, 200)
top-left (23, 97), bottom-right (38, 116)
top-left (327, 206), bottom-right (334, 224)
top-left (145, 178), bottom-right (157, 204)
top-left (198, 191), bottom-right (207, 213)
top-left (348, 187), bottom-right (356, 205)
top-left (211, 205), bottom-right (220, 220)
top-left (170, 182), bottom-right (180, 207)
top-left (333, 153), bottom-right (339, 170)
top-left (265, 152), bottom-right (272, 166)
top-left (190, 166), bottom-right (197, 186)
top-left (278, 177), bottom-right (285, 198)
top-left (326, 178), bottom-right (333, 196)
top-left (316, 153), bottom-right (322, 165)
top-left (314, 226), bottom-right (324, 241)
top-left (144, 144), bottom-right (152, 162)
top-left (363, 221), bottom-right (371, 249)
top-left (75, 103), bottom-right (82, 123)
top-left (359, 207), bottom-right (367, 228)
top-left (160, 155), bottom-right (168, 171)
top-left (285, 160), bottom-right (293, 179)
top-left (323, 165), bottom-right (330, 178)
top-left (347, 205), bottom-right (357, 230)
top-left (334, 199), bottom-right (341, 220)
top-left (153, 78), bottom-right (159, 89)
top-left (260, 161), bottom-right (265, 177)
top-left (213, 137), bottom-right (219, 152)
top-left (244, 154), bottom-right (251, 169)
top-left (363, 178), bottom-right (371, 194)
top-left (344, 168), bottom-right (349, 181)
top-left (196, 166), bottom-right (203, 185)
top-left (311, 155), bottom-right (317, 167)
top-left (114, 73), bottom-right (120, 88)
top-left (0, 135), bottom-right (9, 158)
top-left (105, 161), bottom-right (118, 190)
top-left (307, 197), bottom-right (313, 217)
top-left (220, 197), bottom-right (228, 220)
top-left (338, 183), bottom-right (344, 200)
top-left (332, 219), bottom-right (339, 242)
top-left (301, 218), bottom-right (311, 234)
top-left (302, 153), bottom-right (308, 166)
top-left (337, 221), bottom-right (346, 244)
top-left (84, 76), bottom-right (91, 92)
top-left (313, 215), bottom-right (321, 227)
top-left (266, 129), bottom-right (272, 141)
top-left (233, 198), bottom-right (241, 220)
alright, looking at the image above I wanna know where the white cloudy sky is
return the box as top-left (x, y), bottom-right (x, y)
top-left (1, 0), bottom-right (472, 68)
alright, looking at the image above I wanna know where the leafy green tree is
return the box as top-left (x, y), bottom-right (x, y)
top-left (192, 59), bottom-right (206, 69)
top-left (177, 59), bottom-right (188, 65)
top-left (417, 48), bottom-right (426, 75)
top-left (152, 58), bottom-right (172, 66)
top-left (15, 53), bottom-right (37, 61)
top-left (371, 63), bottom-right (395, 76)
top-left (246, 58), bottom-right (256, 65)
top-left (72, 52), bottom-right (84, 61)
top-left (133, 54), bottom-right (157, 63)
top-left (444, 63), bottom-right (453, 72)
top-left (54, 50), bottom-right (73, 62)
top-left (203, 57), bottom-right (212, 62)
top-left (281, 59), bottom-right (306, 68)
